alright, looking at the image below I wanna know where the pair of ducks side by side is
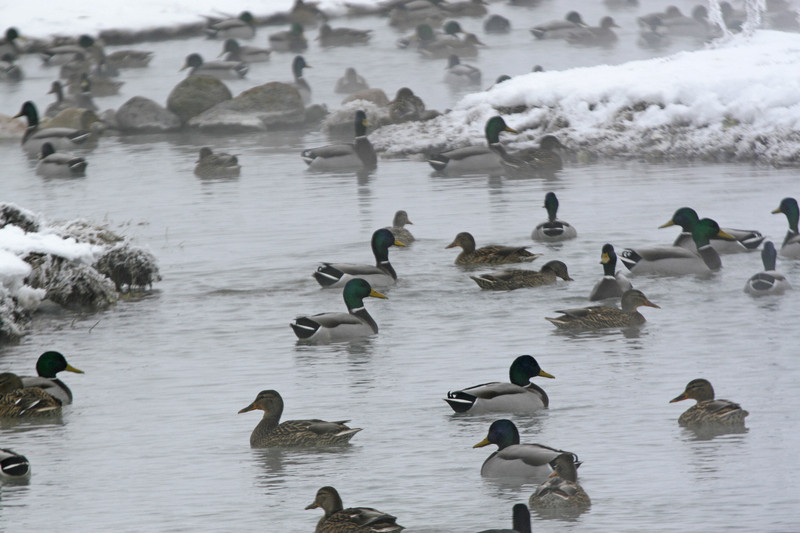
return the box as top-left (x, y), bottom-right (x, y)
top-left (0, 351), bottom-right (83, 418)
top-left (13, 101), bottom-right (93, 156)
top-left (428, 116), bottom-right (563, 177)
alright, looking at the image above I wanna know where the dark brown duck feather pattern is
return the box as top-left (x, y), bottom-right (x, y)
top-left (446, 232), bottom-right (540, 265)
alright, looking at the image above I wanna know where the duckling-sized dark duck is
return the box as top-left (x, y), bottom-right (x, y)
top-left (670, 379), bottom-right (749, 429)
top-left (447, 232), bottom-right (540, 265)
top-left (547, 289), bottom-right (659, 330)
top-left (470, 260), bottom-right (572, 290)
top-left (238, 390), bottom-right (362, 447)
top-left (306, 486), bottom-right (405, 533)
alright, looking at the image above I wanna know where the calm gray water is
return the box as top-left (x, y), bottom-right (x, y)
top-left (2, 1), bottom-right (800, 531)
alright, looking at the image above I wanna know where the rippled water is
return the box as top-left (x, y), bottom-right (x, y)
top-left (2, 1), bottom-right (800, 532)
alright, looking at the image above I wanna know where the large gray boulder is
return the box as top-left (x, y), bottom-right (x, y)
top-left (116, 96), bottom-right (181, 133)
top-left (187, 82), bottom-right (305, 132)
top-left (167, 75), bottom-right (232, 123)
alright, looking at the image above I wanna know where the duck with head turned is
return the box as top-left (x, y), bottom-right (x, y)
top-left (0, 372), bottom-right (62, 418)
top-left (620, 218), bottom-right (735, 275)
top-left (497, 135), bottom-right (564, 177)
top-left (290, 55), bottom-right (312, 104)
top-left (589, 244), bottom-right (632, 301)
top-left (205, 11), bottom-right (256, 40)
top-left (660, 207), bottom-right (764, 253)
top-left (547, 289), bottom-right (659, 330)
top-left (470, 260), bottom-right (572, 291)
top-left (0, 28), bottom-right (22, 59)
top-left (20, 351), bottom-right (83, 405)
top-left (291, 278), bottom-right (388, 343)
top-left (670, 378), bottom-right (748, 430)
top-left (384, 210), bottom-right (415, 245)
top-left (0, 449), bottom-right (30, 480)
top-left (428, 115), bottom-right (517, 175)
top-left (335, 67), bottom-right (369, 94)
top-left (744, 241), bottom-right (791, 295)
top-left (180, 53), bottom-right (248, 80)
top-left (269, 23), bottom-right (308, 52)
top-left (36, 142), bottom-right (88, 178)
top-left (532, 192), bottom-right (576, 241)
top-left (474, 419), bottom-right (580, 482)
top-left (194, 147), bottom-right (240, 178)
top-left (317, 23), bottom-right (372, 46)
top-left (566, 16), bottom-right (620, 47)
top-left (444, 54), bottom-right (481, 85)
top-left (306, 486), bottom-right (405, 533)
top-left (302, 110), bottom-right (377, 171)
top-left (446, 232), bottom-right (540, 266)
top-left (220, 38), bottom-right (271, 63)
top-left (313, 228), bottom-right (404, 289)
top-left (772, 197), bottom-right (800, 258)
top-left (238, 390), bottom-right (361, 447)
top-left (529, 453), bottom-right (591, 514)
top-left (445, 355), bottom-right (554, 414)
top-left (531, 11), bottom-right (587, 39)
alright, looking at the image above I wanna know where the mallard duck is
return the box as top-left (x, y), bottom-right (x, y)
top-left (13, 101), bottom-right (92, 155)
top-left (566, 16), bottom-right (620, 47)
top-left (670, 379), bottom-right (749, 429)
top-left (334, 67), bottom-right (369, 94)
top-left (19, 351), bottom-right (83, 405)
top-left (620, 218), bottom-right (735, 275)
top-left (473, 419), bottom-right (579, 481)
top-left (444, 55), bottom-right (481, 85)
top-left (0, 448), bottom-right (30, 480)
top-left (396, 23), bottom-right (437, 49)
top-left (384, 210), bottom-right (415, 245)
top-left (41, 35), bottom-right (95, 65)
top-left (269, 23), bottom-right (308, 53)
top-left (772, 197), bottom-right (800, 259)
top-left (0, 28), bottom-right (22, 59)
top-left (180, 53), bottom-right (248, 79)
top-left (446, 232), bottom-right (540, 266)
top-left (45, 81), bottom-right (77, 117)
top-left (291, 278), bottom-right (388, 343)
top-left (419, 21), bottom-right (484, 59)
top-left (531, 11), bottom-right (587, 39)
top-left (0, 54), bottom-right (22, 81)
top-left (660, 207), bottom-right (764, 253)
top-left (470, 260), bottom-right (572, 291)
top-left (0, 372), bottom-right (62, 418)
top-left (36, 142), bottom-right (88, 177)
top-left (194, 147), bottom-right (240, 178)
top-left (497, 135), bottom-right (564, 177)
top-left (745, 241), bottom-right (792, 295)
top-left (589, 244), bottom-right (633, 301)
top-left (532, 192), bottom-right (576, 241)
top-left (219, 39), bottom-right (271, 63)
top-left (306, 486), bottom-right (405, 533)
top-left (104, 49), bottom-right (154, 69)
top-left (317, 23), bottom-right (372, 46)
top-left (388, 87), bottom-right (426, 124)
top-left (428, 116), bottom-right (517, 175)
top-left (529, 453), bottom-right (591, 513)
top-left (444, 355), bottom-right (554, 414)
top-left (301, 110), bottom-right (377, 171)
top-left (476, 504), bottom-right (531, 533)
top-left (546, 289), bottom-right (659, 330)
top-left (483, 14), bottom-right (511, 34)
top-left (313, 228), bottom-right (404, 288)
top-left (66, 69), bottom-right (122, 98)
top-left (389, 0), bottom-right (446, 29)
top-left (639, 5), bottom-right (711, 39)
top-left (206, 11), bottom-right (256, 40)
top-left (238, 390), bottom-right (361, 447)
top-left (290, 55), bottom-right (312, 104)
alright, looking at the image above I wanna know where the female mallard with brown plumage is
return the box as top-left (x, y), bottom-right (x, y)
top-left (238, 390), bottom-right (362, 447)
top-left (384, 210), bottom-right (415, 245)
top-left (0, 372), bottom-right (62, 418)
top-left (444, 355), bottom-right (554, 414)
top-left (546, 289), bottom-right (659, 330)
top-left (529, 453), bottom-right (590, 513)
top-left (305, 486), bottom-right (405, 533)
top-left (470, 260), bottom-right (572, 290)
top-left (446, 232), bottom-right (540, 266)
top-left (670, 379), bottom-right (748, 429)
